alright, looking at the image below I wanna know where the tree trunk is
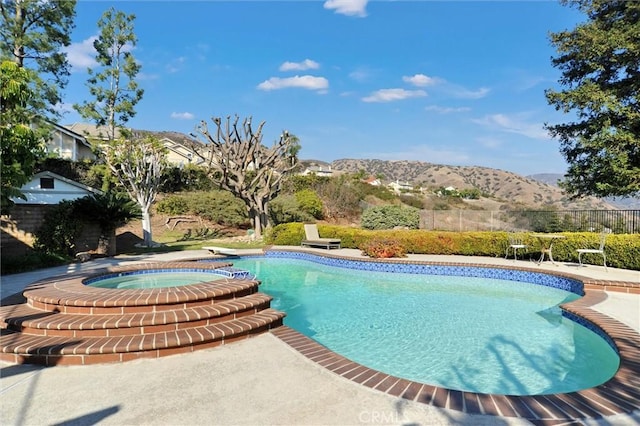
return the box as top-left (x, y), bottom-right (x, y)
top-left (253, 215), bottom-right (262, 239)
top-left (96, 229), bottom-right (117, 256)
top-left (142, 209), bottom-right (153, 246)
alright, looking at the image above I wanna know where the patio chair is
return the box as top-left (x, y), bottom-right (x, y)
top-left (577, 229), bottom-right (609, 271)
top-left (505, 232), bottom-right (527, 260)
top-left (301, 224), bottom-right (341, 249)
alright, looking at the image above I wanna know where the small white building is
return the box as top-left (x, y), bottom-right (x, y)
top-left (364, 177), bottom-right (382, 186)
top-left (388, 179), bottom-right (413, 193)
top-left (300, 165), bottom-right (333, 177)
top-left (13, 171), bottom-right (103, 205)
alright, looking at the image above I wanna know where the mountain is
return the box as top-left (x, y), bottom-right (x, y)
top-left (527, 173), bottom-right (640, 209)
top-left (330, 159), bottom-right (616, 210)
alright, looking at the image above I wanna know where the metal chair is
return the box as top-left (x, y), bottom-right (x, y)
top-left (577, 229), bottom-right (609, 271)
top-left (505, 232), bottom-right (527, 260)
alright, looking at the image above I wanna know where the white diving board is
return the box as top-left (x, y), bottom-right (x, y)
top-left (202, 246), bottom-right (238, 256)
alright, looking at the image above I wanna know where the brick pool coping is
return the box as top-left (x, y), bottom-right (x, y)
top-left (253, 249), bottom-right (640, 424)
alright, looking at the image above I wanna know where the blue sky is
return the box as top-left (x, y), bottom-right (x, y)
top-left (59, 1), bottom-right (585, 176)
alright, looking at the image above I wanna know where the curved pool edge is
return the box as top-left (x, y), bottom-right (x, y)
top-left (219, 248), bottom-right (640, 422)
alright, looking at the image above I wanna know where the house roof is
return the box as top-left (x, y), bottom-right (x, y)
top-left (32, 171), bottom-right (103, 195)
top-left (46, 121), bottom-right (92, 149)
top-left (65, 123), bottom-right (127, 140)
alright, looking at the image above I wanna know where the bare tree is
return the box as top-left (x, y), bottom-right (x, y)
top-left (192, 115), bottom-right (299, 238)
top-left (104, 135), bottom-right (167, 246)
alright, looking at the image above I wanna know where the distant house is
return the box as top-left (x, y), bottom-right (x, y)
top-left (388, 179), bottom-right (413, 193)
top-left (38, 121), bottom-right (95, 161)
top-left (12, 171), bottom-right (102, 205)
top-left (300, 165), bottom-right (333, 177)
top-left (364, 176), bottom-right (382, 186)
top-left (65, 124), bottom-right (213, 168)
top-left (160, 137), bottom-right (211, 167)
top-left (65, 122), bottom-right (127, 142)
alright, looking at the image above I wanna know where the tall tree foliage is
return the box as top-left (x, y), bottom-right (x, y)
top-left (193, 115), bottom-right (300, 238)
top-left (0, 0), bottom-right (76, 117)
top-left (0, 60), bottom-right (44, 213)
top-left (74, 7), bottom-right (143, 141)
top-left (104, 136), bottom-right (166, 247)
top-left (545, 0), bottom-right (640, 198)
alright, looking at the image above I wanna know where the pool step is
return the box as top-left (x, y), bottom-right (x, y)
top-left (0, 309), bottom-right (285, 366)
top-left (1, 293), bottom-right (274, 337)
top-left (0, 261), bottom-right (286, 366)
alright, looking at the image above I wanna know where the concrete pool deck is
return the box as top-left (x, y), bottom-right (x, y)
top-left (1, 248), bottom-right (639, 425)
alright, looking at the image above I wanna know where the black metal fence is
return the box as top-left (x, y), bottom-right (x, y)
top-left (420, 210), bottom-right (640, 233)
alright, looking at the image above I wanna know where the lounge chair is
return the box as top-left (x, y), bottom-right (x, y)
top-left (301, 224), bottom-right (341, 249)
top-left (577, 229), bottom-right (608, 270)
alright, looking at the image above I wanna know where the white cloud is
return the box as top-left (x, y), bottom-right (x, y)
top-left (62, 36), bottom-right (98, 71)
top-left (362, 88), bottom-right (427, 103)
top-left (450, 86), bottom-right (490, 99)
top-left (53, 102), bottom-right (74, 113)
top-left (425, 105), bottom-right (470, 114)
top-left (403, 74), bottom-right (439, 87)
top-left (472, 113), bottom-right (551, 140)
top-left (257, 75), bottom-right (329, 92)
top-left (171, 112), bottom-right (195, 120)
top-left (324, 0), bottom-right (368, 17)
top-left (137, 72), bottom-right (159, 81)
top-left (279, 59), bottom-right (320, 71)
top-left (476, 136), bottom-right (502, 149)
top-left (348, 67), bottom-right (373, 83)
top-left (166, 56), bottom-right (186, 73)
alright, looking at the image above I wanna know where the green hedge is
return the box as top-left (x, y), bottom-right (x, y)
top-left (265, 223), bottom-right (640, 270)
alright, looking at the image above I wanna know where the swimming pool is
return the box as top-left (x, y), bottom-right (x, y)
top-left (206, 253), bottom-right (619, 396)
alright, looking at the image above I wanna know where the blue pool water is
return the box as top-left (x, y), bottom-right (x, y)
top-left (227, 255), bottom-right (619, 396)
top-left (86, 271), bottom-right (225, 289)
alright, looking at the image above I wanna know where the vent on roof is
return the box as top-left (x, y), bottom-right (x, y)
top-left (40, 177), bottom-right (54, 189)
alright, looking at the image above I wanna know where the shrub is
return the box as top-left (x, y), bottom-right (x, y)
top-left (361, 205), bottom-right (420, 230)
top-left (269, 195), bottom-right (314, 225)
top-left (295, 189), bottom-right (324, 219)
top-left (1, 251), bottom-right (69, 275)
top-left (190, 191), bottom-right (249, 227)
top-left (155, 191), bottom-right (249, 228)
top-left (264, 224), bottom-right (640, 270)
top-left (156, 195), bottom-right (190, 215)
top-left (33, 201), bottom-right (82, 256)
top-left (360, 238), bottom-right (407, 258)
top-left (160, 164), bottom-right (214, 192)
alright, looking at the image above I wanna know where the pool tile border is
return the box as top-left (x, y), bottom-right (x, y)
top-left (260, 249), bottom-right (640, 423)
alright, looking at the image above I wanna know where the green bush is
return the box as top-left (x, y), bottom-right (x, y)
top-left (264, 224), bottom-right (640, 270)
top-left (155, 191), bottom-right (249, 228)
top-left (190, 191), bottom-right (249, 227)
top-left (361, 205), bottom-right (420, 230)
top-left (295, 189), bottom-right (324, 219)
top-left (33, 201), bottom-right (82, 256)
top-left (1, 251), bottom-right (70, 275)
top-left (269, 195), bottom-right (314, 225)
top-left (160, 164), bottom-right (214, 192)
top-left (156, 195), bottom-right (190, 215)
